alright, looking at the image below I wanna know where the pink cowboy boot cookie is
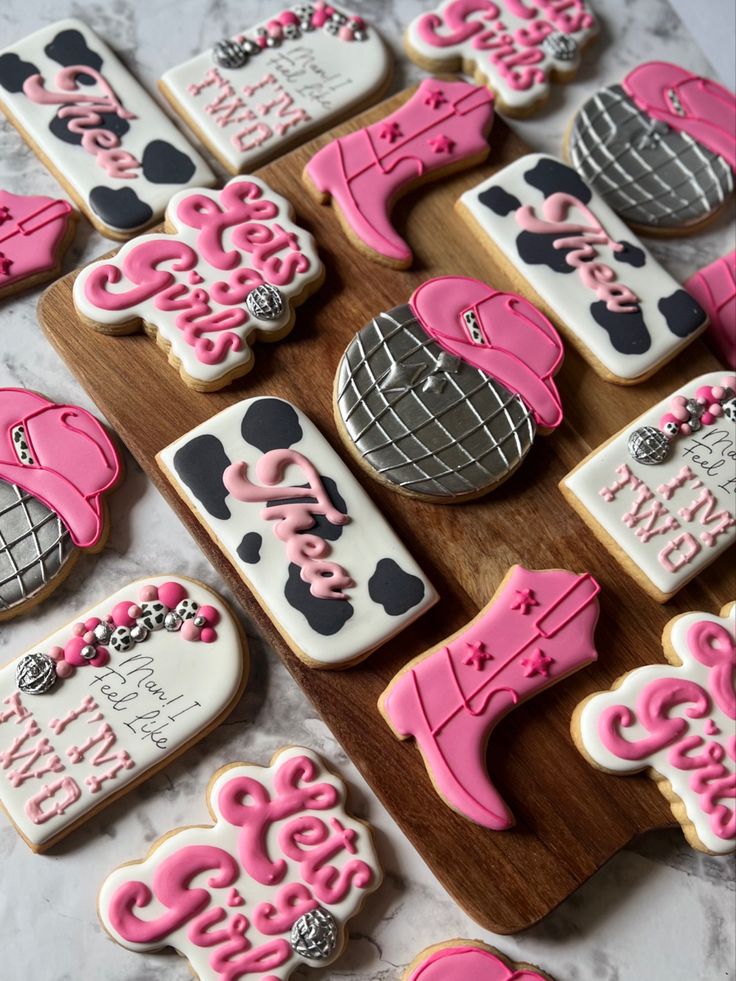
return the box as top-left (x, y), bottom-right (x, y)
top-left (685, 252), bottom-right (736, 370)
top-left (0, 189), bottom-right (77, 299)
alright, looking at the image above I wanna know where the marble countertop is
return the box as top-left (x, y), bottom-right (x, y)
top-left (0, 1), bottom-right (734, 979)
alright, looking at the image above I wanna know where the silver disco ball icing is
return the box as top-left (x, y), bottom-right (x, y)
top-left (336, 304), bottom-right (536, 498)
top-left (628, 425), bottom-right (672, 465)
top-left (246, 284), bottom-right (285, 322)
top-left (542, 31), bottom-right (578, 61)
top-left (16, 652), bottom-right (57, 695)
top-left (212, 38), bottom-right (248, 70)
top-left (291, 907), bottom-right (338, 960)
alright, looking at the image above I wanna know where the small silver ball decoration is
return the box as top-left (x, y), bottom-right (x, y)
top-left (290, 907), bottom-right (338, 960)
top-left (542, 31), bottom-right (579, 61)
top-left (213, 38), bottom-right (248, 70)
top-left (246, 283), bottom-right (285, 321)
top-left (176, 599), bottom-right (199, 621)
top-left (93, 621), bottom-right (112, 644)
top-left (193, 614), bottom-right (207, 628)
top-left (628, 425), bottom-right (671, 465)
top-left (110, 626), bottom-right (134, 654)
top-left (16, 652), bottom-right (57, 695)
top-left (131, 624), bottom-right (149, 644)
top-left (140, 601), bottom-right (167, 631)
top-left (80, 644), bottom-right (97, 661)
top-left (164, 610), bottom-right (183, 632)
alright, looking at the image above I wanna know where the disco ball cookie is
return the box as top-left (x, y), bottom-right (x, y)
top-left (0, 189), bottom-right (77, 300)
top-left (573, 602), bottom-right (735, 855)
top-left (0, 576), bottom-right (247, 851)
top-left (567, 61), bottom-right (736, 235)
top-left (160, 3), bottom-right (391, 174)
top-left (403, 939), bottom-right (555, 981)
top-left (404, 0), bottom-right (597, 117)
top-left (334, 276), bottom-right (564, 502)
top-left (561, 371), bottom-right (735, 602)
top-left (98, 746), bottom-right (381, 979)
top-left (73, 175), bottom-right (324, 391)
top-left (0, 387), bottom-right (121, 622)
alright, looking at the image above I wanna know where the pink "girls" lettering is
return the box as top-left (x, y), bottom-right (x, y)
top-left (224, 449), bottom-right (354, 600)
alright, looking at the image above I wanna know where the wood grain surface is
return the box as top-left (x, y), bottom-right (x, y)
top-left (37, 86), bottom-right (735, 934)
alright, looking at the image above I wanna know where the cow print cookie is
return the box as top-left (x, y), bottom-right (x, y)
top-left (404, 0), bottom-right (597, 117)
top-left (458, 154), bottom-right (708, 384)
top-left (160, 4), bottom-right (391, 175)
top-left (561, 371), bottom-right (736, 602)
top-left (403, 939), bottom-right (556, 981)
top-left (335, 276), bottom-right (564, 502)
top-left (0, 576), bottom-right (247, 851)
top-left (0, 19), bottom-right (214, 239)
top-left (0, 189), bottom-right (77, 299)
top-left (567, 62), bottom-right (736, 235)
top-left (73, 175), bottom-right (324, 391)
top-left (157, 396), bottom-right (438, 668)
top-left (98, 746), bottom-right (381, 980)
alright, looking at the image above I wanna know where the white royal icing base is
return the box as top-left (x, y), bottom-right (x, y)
top-left (0, 576), bottom-right (244, 848)
top-left (563, 371), bottom-right (736, 597)
top-left (161, 8), bottom-right (390, 173)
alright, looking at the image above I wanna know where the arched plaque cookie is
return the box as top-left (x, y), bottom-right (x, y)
top-left (561, 371), bottom-right (736, 602)
top-left (157, 396), bottom-right (437, 668)
top-left (0, 575), bottom-right (247, 851)
top-left (404, 939), bottom-right (555, 981)
top-left (73, 176), bottom-right (324, 391)
top-left (160, 4), bottom-right (391, 175)
top-left (98, 746), bottom-right (381, 980)
top-left (458, 154), bottom-right (707, 384)
top-left (0, 189), bottom-right (77, 299)
top-left (0, 387), bottom-right (121, 622)
top-left (572, 603), bottom-right (735, 855)
top-left (405, 0), bottom-right (597, 116)
top-left (334, 276), bottom-right (564, 502)
top-left (567, 62), bottom-right (736, 235)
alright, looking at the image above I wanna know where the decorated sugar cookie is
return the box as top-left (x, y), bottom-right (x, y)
top-left (98, 746), bottom-right (381, 979)
top-left (0, 19), bottom-right (214, 239)
top-left (404, 0), bottom-right (597, 116)
top-left (380, 565), bottom-right (600, 829)
top-left (404, 939), bottom-right (555, 981)
top-left (572, 603), bottom-right (735, 855)
top-left (304, 78), bottom-right (494, 268)
top-left (685, 252), bottom-right (736, 369)
top-left (567, 62), bottom-right (736, 235)
top-left (561, 371), bottom-right (736, 602)
top-left (0, 388), bottom-right (121, 622)
top-left (335, 276), bottom-right (564, 501)
top-left (160, 3), bottom-right (391, 175)
top-left (0, 576), bottom-right (246, 851)
top-left (158, 397), bottom-right (437, 668)
top-left (73, 176), bottom-right (324, 391)
top-left (458, 154), bottom-right (707, 383)
top-left (0, 189), bottom-right (77, 299)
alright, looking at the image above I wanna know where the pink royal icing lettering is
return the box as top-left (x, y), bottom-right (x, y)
top-left (98, 747), bottom-right (382, 981)
top-left (380, 565), bottom-right (600, 829)
top-left (404, 939), bottom-right (552, 981)
top-left (575, 604), bottom-right (736, 854)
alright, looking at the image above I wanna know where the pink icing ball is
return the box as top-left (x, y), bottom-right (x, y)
top-left (339, 25), bottom-right (353, 40)
top-left (139, 584), bottom-right (159, 602)
top-left (56, 661), bottom-right (74, 679)
top-left (267, 20), bottom-right (283, 37)
top-left (312, 9), bottom-right (328, 26)
top-left (669, 395), bottom-right (690, 422)
top-left (158, 581), bottom-right (188, 609)
top-left (198, 604), bottom-right (220, 627)
top-left (83, 631), bottom-right (96, 644)
top-left (49, 646), bottom-right (64, 662)
top-left (256, 34), bottom-right (268, 48)
top-left (72, 621), bottom-right (85, 637)
top-left (128, 604), bottom-right (142, 620)
top-left (279, 10), bottom-right (299, 25)
top-left (111, 601), bottom-right (136, 627)
top-left (85, 617), bottom-right (101, 630)
top-left (200, 627), bottom-right (217, 644)
top-left (351, 16), bottom-right (366, 28)
top-left (182, 620), bottom-right (201, 642)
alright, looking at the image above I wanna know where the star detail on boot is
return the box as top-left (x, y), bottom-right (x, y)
top-left (380, 360), bottom-right (426, 392)
top-left (379, 122), bottom-right (402, 144)
top-left (0, 253), bottom-right (12, 277)
top-left (428, 134), bottom-right (455, 154)
top-left (511, 588), bottom-right (539, 615)
top-left (463, 640), bottom-right (493, 670)
top-left (424, 88), bottom-right (447, 110)
top-left (521, 648), bottom-right (555, 678)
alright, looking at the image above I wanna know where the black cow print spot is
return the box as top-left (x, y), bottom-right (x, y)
top-left (478, 185), bottom-right (521, 217)
top-left (237, 532), bottom-right (262, 564)
top-left (368, 558), bottom-right (425, 616)
top-left (89, 186), bottom-right (153, 231)
top-left (173, 434), bottom-right (232, 520)
top-left (284, 564), bottom-right (354, 635)
top-left (613, 241), bottom-right (646, 268)
top-left (266, 476), bottom-right (347, 541)
top-left (44, 28), bottom-right (102, 86)
top-left (524, 157), bottom-right (592, 204)
top-left (241, 399), bottom-right (303, 452)
top-left (141, 140), bottom-right (196, 185)
top-left (591, 302), bottom-right (652, 355)
top-left (658, 290), bottom-right (705, 338)
top-left (0, 53), bottom-right (39, 93)
top-left (49, 110), bottom-right (130, 146)
top-left (517, 231), bottom-right (574, 273)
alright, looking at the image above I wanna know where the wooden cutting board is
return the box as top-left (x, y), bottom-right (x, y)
top-left (37, 86), bottom-right (734, 934)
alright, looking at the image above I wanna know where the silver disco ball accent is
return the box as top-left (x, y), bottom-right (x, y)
top-left (212, 38), bottom-right (248, 70)
top-left (628, 425), bottom-right (671, 465)
top-left (246, 283), bottom-right (285, 322)
top-left (291, 907), bottom-right (338, 960)
top-left (16, 652), bottom-right (57, 695)
top-left (130, 623), bottom-right (149, 644)
top-left (93, 621), bottom-right (112, 644)
top-left (164, 610), bottom-right (183, 632)
top-left (80, 644), bottom-right (97, 661)
top-left (542, 31), bottom-right (578, 61)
